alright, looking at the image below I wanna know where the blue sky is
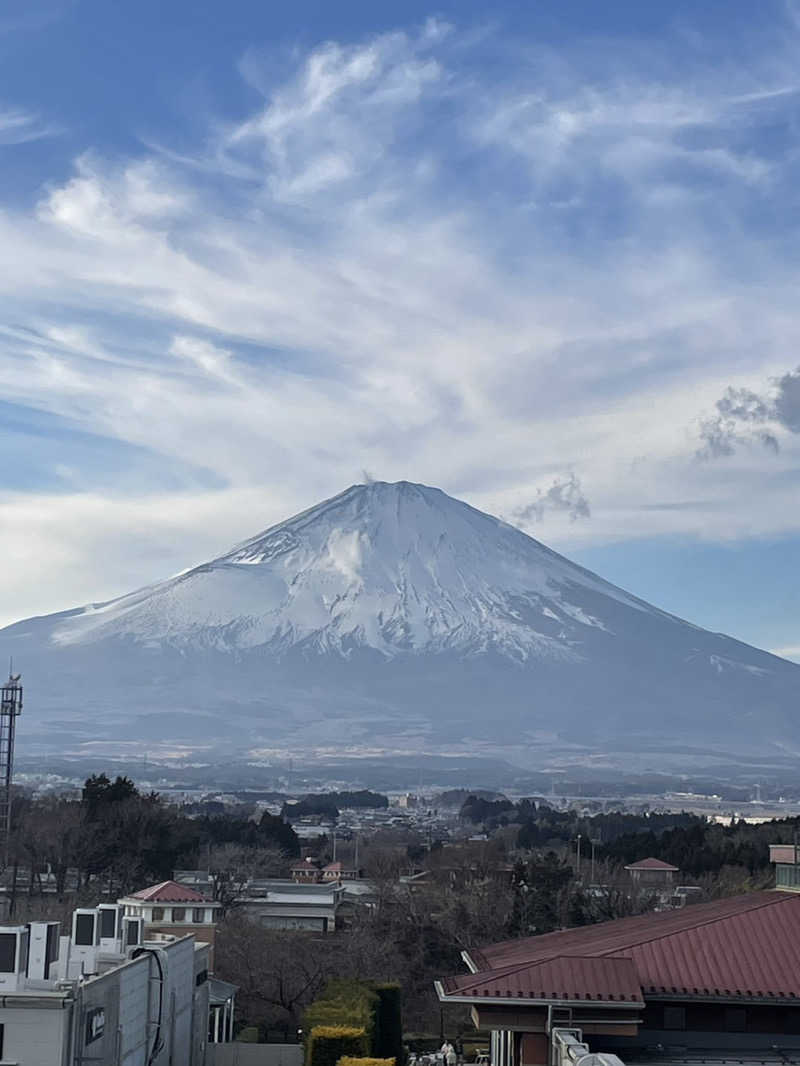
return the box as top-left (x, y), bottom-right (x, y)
top-left (1, 0), bottom-right (800, 658)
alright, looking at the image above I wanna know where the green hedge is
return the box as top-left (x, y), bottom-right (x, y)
top-left (308, 1026), bottom-right (369, 1066)
top-left (372, 984), bottom-right (403, 1066)
top-left (304, 979), bottom-right (379, 1063)
top-left (304, 978), bottom-right (403, 1066)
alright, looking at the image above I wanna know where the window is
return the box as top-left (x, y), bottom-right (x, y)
top-left (151, 907), bottom-right (164, 922)
top-left (172, 908), bottom-right (186, 922)
top-left (663, 1007), bottom-right (686, 1030)
top-left (192, 908), bottom-right (206, 923)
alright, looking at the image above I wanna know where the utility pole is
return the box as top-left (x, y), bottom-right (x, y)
top-left (576, 834), bottom-right (582, 881)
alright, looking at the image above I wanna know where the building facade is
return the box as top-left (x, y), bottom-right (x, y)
top-left (437, 887), bottom-right (800, 1064)
top-left (236, 879), bottom-right (343, 932)
top-left (119, 879), bottom-right (221, 967)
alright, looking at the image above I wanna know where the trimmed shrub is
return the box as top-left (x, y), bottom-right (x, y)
top-left (304, 980), bottom-right (379, 1059)
top-left (308, 1026), bottom-right (369, 1066)
top-left (372, 984), bottom-right (403, 1066)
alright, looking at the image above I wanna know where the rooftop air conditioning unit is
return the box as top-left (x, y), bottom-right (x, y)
top-left (123, 915), bottom-right (144, 952)
top-left (97, 904), bottom-right (124, 952)
top-left (27, 921), bottom-right (60, 981)
top-left (70, 909), bottom-right (100, 976)
top-left (0, 926), bottom-right (30, 992)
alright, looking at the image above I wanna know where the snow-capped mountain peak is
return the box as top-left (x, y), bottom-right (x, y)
top-left (48, 480), bottom-right (649, 661)
top-left (2, 480), bottom-right (798, 760)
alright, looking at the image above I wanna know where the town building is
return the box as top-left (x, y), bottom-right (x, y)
top-left (437, 871), bottom-right (800, 1063)
top-left (321, 860), bottom-right (358, 882)
top-left (623, 857), bottom-right (679, 887)
top-left (118, 879), bottom-right (222, 967)
top-left (235, 879), bottom-right (343, 932)
top-left (291, 857), bottom-right (323, 883)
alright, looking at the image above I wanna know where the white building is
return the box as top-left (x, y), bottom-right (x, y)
top-left (0, 907), bottom-right (210, 1065)
top-left (236, 879), bottom-right (343, 932)
top-left (118, 879), bottom-right (222, 967)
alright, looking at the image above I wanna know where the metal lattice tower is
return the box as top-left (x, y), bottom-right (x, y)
top-left (0, 672), bottom-right (22, 869)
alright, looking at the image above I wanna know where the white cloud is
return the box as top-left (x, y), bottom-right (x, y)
top-left (0, 105), bottom-right (54, 145)
top-left (2, 20), bottom-right (800, 626)
top-left (771, 645), bottom-right (800, 664)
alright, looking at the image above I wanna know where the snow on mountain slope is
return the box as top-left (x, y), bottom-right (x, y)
top-left (48, 481), bottom-right (653, 657)
top-left (2, 481), bottom-right (798, 760)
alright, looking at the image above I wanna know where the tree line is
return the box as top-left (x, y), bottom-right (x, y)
top-left (7, 773), bottom-right (301, 911)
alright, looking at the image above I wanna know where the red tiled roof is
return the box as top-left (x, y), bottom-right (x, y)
top-left (624, 857), bottom-right (679, 871)
top-left (130, 880), bottom-right (206, 902)
top-left (446, 892), bottom-right (800, 1004)
top-left (442, 955), bottom-right (642, 1004)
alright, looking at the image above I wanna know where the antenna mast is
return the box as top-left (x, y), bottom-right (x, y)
top-left (0, 671), bottom-right (22, 869)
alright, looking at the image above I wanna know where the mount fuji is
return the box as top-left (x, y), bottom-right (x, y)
top-left (2, 480), bottom-right (798, 763)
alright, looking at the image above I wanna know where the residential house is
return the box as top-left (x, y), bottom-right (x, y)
top-left (118, 879), bottom-right (221, 967)
top-left (624, 857), bottom-right (679, 887)
top-left (437, 857), bottom-right (800, 1064)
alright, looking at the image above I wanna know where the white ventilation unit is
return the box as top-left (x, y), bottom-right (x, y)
top-left (551, 1029), bottom-right (625, 1066)
top-left (27, 921), bottom-right (60, 980)
top-left (0, 926), bottom-right (29, 992)
top-left (97, 904), bottom-right (124, 952)
top-left (70, 908), bottom-right (100, 975)
top-left (123, 915), bottom-right (144, 951)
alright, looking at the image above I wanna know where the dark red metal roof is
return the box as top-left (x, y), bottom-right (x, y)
top-left (444, 891), bottom-right (800, 1005)
top-left (130, 880), bottom-right (207, 902)
top-left (624, 858), bottom-right (679, 871)
top-left (442, 955), bottom-right (642, 1004)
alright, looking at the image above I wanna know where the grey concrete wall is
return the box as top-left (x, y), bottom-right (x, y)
top-left (208, 1041), bottom-right (305, 1066)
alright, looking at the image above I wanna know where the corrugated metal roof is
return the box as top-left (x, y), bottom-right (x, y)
top-left (443, 955), bottom-right (642, 1003)
top-left (445, 892), bottom-right (800, 1005)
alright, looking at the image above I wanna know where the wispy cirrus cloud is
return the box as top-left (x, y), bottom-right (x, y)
top-left (0, 106), bottom-right (54, 145)
top-left (2, 17), bottom-right (800, 625)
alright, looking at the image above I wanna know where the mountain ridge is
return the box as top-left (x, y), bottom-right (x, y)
top-left (2, 480), bottom-right (797, 762)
